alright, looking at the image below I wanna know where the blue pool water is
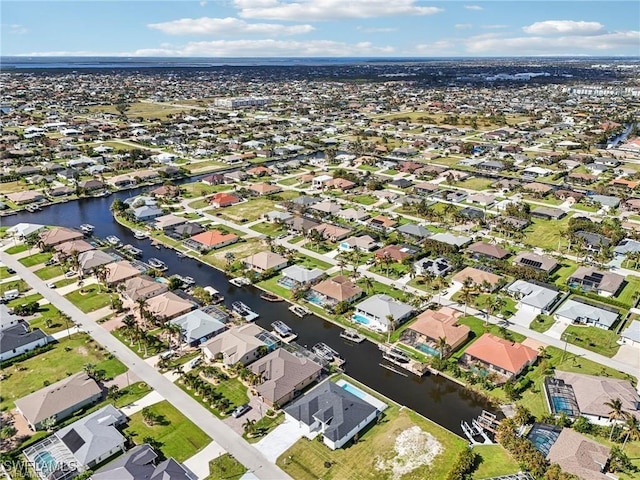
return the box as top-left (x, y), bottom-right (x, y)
top-left (552, 396), bottom-right (574, 415)
top-left (305, 291), bottom-right (325, 306)
top-left (416, 343), bottom-right (440, 357)
top-left (341, 382), bottom-right (367, 400)
top-left (352, 314), bottom-right (370, 325)
top-left (277, 277), bottom-right (296, 289)
top-left (34, 451), bottom-right (57, 475)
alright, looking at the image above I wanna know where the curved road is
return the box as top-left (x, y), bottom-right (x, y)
top-left (1, 252), bottom-right (291, 480)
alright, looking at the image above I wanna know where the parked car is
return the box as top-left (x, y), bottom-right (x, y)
top-left (6, 268), bottom-right (15, 274)
top-left (159, 350), bottom-right (176, 360)
top-left (188, 357), bottom-right (202, 369)
top-left (46, 282), bottom-right (57, 289)
top-left (64, 270), bottom-right (77, 278)
top-left (44, 260), bottom-right (56, 266)
top-left (231, 404), bottom-right (251, 418)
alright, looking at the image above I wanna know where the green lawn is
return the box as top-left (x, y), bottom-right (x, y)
top-left (187, 198), bottom-right (211, 210)
top-left (180, 182), bottom-right (233, 199)
top-left (249, 221), bottom-right (286, 237)
top-left (552, 261), bottom-right (579, 287)
top-left (218, 198), bottom-right (281, 223)
top-left (205, 454), bottom-right (247, 480)
top-left (523, 215), bottom-right (573, 251)
top-left (8, 292), bottom-right (43, 308)
top-left (472, 445), bottom-right (520, 479)
top-left (5, 244), bottom-right (29, 254)
top-left (455, 177), bottom-right (495, 191)
top-left (617, 275), bottom-right (640, 307)
top-left (215, 377), bottom-right (250, 408)
top-left (294, 253), bottom-right (333, 271)
top-left (0, 334), bottom-right (126, 410)
top-left (34, 265), bottom-right (66, 280)
top-left (0, 279), bottom-right (29, 295)
top-left (244, 412), bottom-right (285, 443)
top-left (124, 400), bottom-right (211, 462)
top-left (563, 325), bottom-right (620, 357)
top-left (349, 194), bottom-right (378, 206)
top-left (277, 376), bottom-right (467, 480)
top-left (369, 261), bottom-right (410, 279)
top-left (257, 275), bottom-right (292, 300)
top-left (529, 314), bottom-right (555, 333)
top-left (28, 304), bottom-right (70, 335)
top-left (278, 177), bottom-right (300, 186)
top-left (356, 278), bottom-right (412, 302)
top-left (64, 284), bottom-right (114, 313)
top-left (19, 252), bottom-right (52, 267)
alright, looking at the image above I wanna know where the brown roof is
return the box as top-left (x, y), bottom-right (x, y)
top-left (53, 239), bottom-right (94, 256)
top-left (39, 227), bottom-right (84, 247)
top-left (244, 251), bottom-right (288, 271)
top-left (546, 429), bottom-right (610, 480)
top-left (468, 241), bottom-right (510, 259)
top-left (249, 183), bottom-right (281, 195)
top-left (569, 266), bottom-right (624, 294)
top-left (312, 275), bottom-right (363, 302)
top-left (146, 291), bottom-right (194, 320)
top-left (523, 182), bottom-right (553, 193)
top-left (513, 252), bottom-right (558, 272)
top-left (452, 267), bottom-right (502, 288)
top-left (464, 333), bottom-right (538, 375)
top-left (104, 260), bottom-right (141, 284)
top-left (249, 349), bottom-right (322, 405)
top-left (311, 223), bottom-right (351, 240)
top-left (122, 275), bottom-right (167, 302)
top-left (15, 373), bottom-right (101, 427)
top-left (375, 244), bottom-right (412, 262)
top-left (409, 307), bottom-right (470, 348)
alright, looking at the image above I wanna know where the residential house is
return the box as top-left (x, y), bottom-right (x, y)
top-left (52, 239), bottom-right (94, 262)
top-left (78, 179), bottom-right (105, 192)
top-left (451, 267), bottom-right (503, 292)
top-left (574, 231), bottom-right (611, 252)
top-left (467, 193), bottom-right (496, 207)
top-left (531, 206), bottom-right (566, 220)
top-left (145, 292), bottom-right (195, 323)
top-left (374, 244), bottom-right (418, 263)
top-left (104, 261), bottom-right (141, 285)
top-left (462, 333), bottom-right (538, 381)
top-left (249, 348), bottom-right (323, 407)
top-left (284, 380), bottom-right (387, 450)
top-left (512, 252), bottom-right (559, 273)
top-left (590, 195), bottom-right (620, 210)
top-left (390, 178), bottom-right (412, 189)
top-left (429, 232), bottom-right (472, 248)
top-left (133, 205), bottom-right (164, 222)
top-left (285, 216), bottom-right (321, 234)
top-left (209, 192), bottom-right (241, 208)
top-left (201, 173), bottom-right (225, 186)
top-left (311, 223), bottom-right (352, 242)
top-left (0, 316), bottom-right (49, 362)
top-left (402, 307), bottom-right (470, 354)
top-left (567, 266), bottom-right (624, 297)
top-left (338, 235), bottom-right (378, 252)
top-left (78, 249), bottom-right (116, 275)
top-left (15, 373), bottom-right (101, 431)
top-left (278, 265), bottom-right (324, 289)
top-left (244, 251), bottom-right (288, 273)
top-left (335, 208), bottom-right (369, 223)
top-left (312, 174), bottom-right (333, 189)
top-left (309, 200), bottom-right (341, 217)
top-left (413, 182), bottom-right (439, 197)
top-left (38, 227), bottom-right (84, 248)
top-left (201, 323), bottom-right (269, 366)
top-left (505, 280), bottom-right (561, 315)
top-left (6, 191), bottom-right (45, 205)
top-left (545, 428), bottom-right (611, 480)
top-left (92, 444), bottom-right (197, 480)
top-left (169, 309), bottom-right (227, 347)
top-left (619, 320), bottom-right (640, 348)
top-left (263, 210), bottom-right (293, 223)
top-left (367, 215), bottom-right (398, 232)
top-left (149, 185), bottom-right (180, 199)
top-left (325, 178), bottom-right (356, 191)
top-left (122, 275), bottom-right (168, 302)
top-left (248, 183), bottom-right (282, 196)
top-left (310, 275), bottom-right (363, 308)
top-left (414, 257), bottom-right (453, 277)
top-left (467, 241), bottom-right (511, 260)
top-left (184, 230), bottom-right (238, 253)
top-left (554, 298), bottom-right (619, 330)
top-left (523, 182), bottom-right (553, 196)
top-left (397, 223), bottom-right (431, 242)
top-left (24, 405), bottom-right (126, 477)
top-left (108, 174), bottom-right (136, 189)
top-left (352, 294), bottom-right (413, 332)
top-left (614, 238), bottom-right (640, 257)
top-left (173, 223), bottom-right (205, 239)
top-left (153, 214), bottom-right (188, 231)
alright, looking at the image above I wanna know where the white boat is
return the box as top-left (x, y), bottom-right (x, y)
top-left (229, 277), bottom-right (251, 287)
top-left (340, 328), bottom-right (365, 343)
top-left (289, 305), bottom-right (310, 317)
top-left (106, 235), bottom-right (122, 246)
top-left (122, 245), bottom-right (142, 257)
top-left (133, 230), bottom-right (148, 239)
top-left (231, 301), bottom-right (259, 321)
top-left (80, 224), bottom-right (95, 233)
top-left (312, 343), bottom-right (335, 362)
top-left (176, 252), bottom-right (185, 258)
top-left (271, 321), bottom-right (294, 337)
top-left (148, 257), bottom-right (167, 270)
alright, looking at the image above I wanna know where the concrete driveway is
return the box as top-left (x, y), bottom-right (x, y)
top-left (509, 308), bottom-right (537, 328)
top-left (613, 345), bottom-right (640, 372)
top-left (224, 393), bottom-right (266, 435)
top-left (545, 318), bottom-right (570, 339)
top-left (254, 415), bottom-right (313, 463)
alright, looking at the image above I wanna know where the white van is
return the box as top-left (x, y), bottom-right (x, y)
top-left (3, 289), bottom-right (19, 301)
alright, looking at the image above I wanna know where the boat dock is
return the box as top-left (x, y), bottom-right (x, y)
top-left (461, 411), bottom-right (497, 445)
top-left (339, 328), bottom-right (366, 343)
top-left (289, 304), bottom-right (310, 317)
top-left (379, 343), bottom-right (430, 376)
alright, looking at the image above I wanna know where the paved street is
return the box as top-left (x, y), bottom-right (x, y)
top-left (1, 252), bottom-right (291, 480)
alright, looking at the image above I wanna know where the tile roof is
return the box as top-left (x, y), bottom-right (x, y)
top-left (464, 333), bottom-right (538, 375)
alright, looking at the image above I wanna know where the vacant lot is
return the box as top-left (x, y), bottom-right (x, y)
top-left (65, 284), bottom-right (114, 313)
top-left (523, 215), bottom-right (573, 251)
top-left (218, 193), bottom-right (299, 223)
top-left (88, 102), bottom-right (193, 120)
top-left (472, 445), bottom-right (520, 479)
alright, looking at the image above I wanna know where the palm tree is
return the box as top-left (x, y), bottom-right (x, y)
top-left (460, 277), bottom-right (475, 316)
top-left (361, 276), bottom-right (375, 295)
top-left (163, 323), bottom-right (182, 350)
top-left (386, 314), bottom-right (395, 343)
top-left (122, 315), bottom-right (137, 344)
top-left (621, 415), bottom-right (640, 451)
top-left (436, 336), bottom-right (450, 359)
top-left (604, 398), bottom-right (628, 441)
top-left (135, 297), bottom-right (150, 329)
top-left (243, 418), bottom-right (257, 437)
top-left (337, 257), bottom-right (347, 275)
top-left (487, 295), bottom-right (506, 326)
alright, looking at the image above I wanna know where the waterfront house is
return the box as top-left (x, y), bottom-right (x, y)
top-left (108, 174), bottom-right (136, 189)
top-left (249, 348), bottom-right (322, 407)
top-left (402, 307), bottom-right (470, 354)
top-left (15, 373), bottom-right (101, 431)
top-left (461, 333), bottom-right (538, 382)
top-left (201, 173), bottom-right (225, 185)
top-left (133, 205), bottom-right (164, 222)
top-left (5, 191), bottom-right (45, 205)
top-left (145, 292), bottom-right (195, 323)
top-left (174, 222), bottom-right (205, 239)
top-left (169, 309), bottom-right (227, 347)
top-left (505, 280), bottom-right (561, 315)
top-left (122, 275), bottom-right (168, 302)
top-left (153, 214), bottom-right (188, 231)
top-left (78, 249), bottom-right (116, 275)
top-left (201, 323), bottom-right (269, 366)
top-left (184, 230), bottom-right (238, 253)
top-left (38, 227), bottom-right (84, 248)
top-left (309, 275), bottom-right (363, 308)
top-left (352, 294), bottom-right (413, 332)
top-left (512, 252), bottom-right (558, 273)
top-left (284, 380), bottom-right (386, 450)
top-left (567, 266), bottom-right (624, 297)
top-left (553, 298), bottom-right (619, 330)
top-left (244, 251), bottom-right (288, 273)
top-left (104, 261), bottom-right (141, 285)
top-left (451, 267), bottom-right (502, 292)
top-left (278, 265), bottom-right (324, 289)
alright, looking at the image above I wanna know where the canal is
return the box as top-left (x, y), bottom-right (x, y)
top-left (4, 189), bottom-right (496, 436)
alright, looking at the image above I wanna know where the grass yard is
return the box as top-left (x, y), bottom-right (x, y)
top-left (369, 261), bottom-right (410, 279)
top-left (278, 177), bottom-right (300, 186)
top-left (616, 275), bottom-right (640, 307)
top-left (244, 412), bottom-right (285, 443)
top-left (0, 334), bottom-right (125, 411)
top-left (89, 102), bottom-right (193, 120)
top-left (19, 252), bottom-right (52, 267)
top-left (34, 264), bottom-right (66, 280)
top-left (181, 182), bottom-right (232, 198)
top-left (472, 445), bottom-right (520, 479)
top-left (257, 275), bottom-right (293, 300)
top-left (0, 279), bottom-right (29, 295)
top-left (432, 156), bottom-right (464, 167)
top-left (8, 293), bottom-right (43, 308)
top-left (455, 177), bottom-right (495, 191)
top-left (5, 244), bottom-right (29, 254)
top-left (202, 238), bottom-right (265, 270)
top-left (523, 215), bottom-right (573, 251)
top-left (124, 400), bottom-right (211, 462)
top-left (563, 325), bottom-right (620, 357)
top-left (205, 454), bottom-right (247, 480)
top-left (294, 253), bottom-right (333, 271)
top-left (551, 261), bottom-right (579, 287)
top-left (349, 194), bottom-right (379, 206)
top-left (529, 314), bottom-right (555, 333)
top-left (381, 169), bottom-right (399, 176)
top-left (277, 376), bottom-right (467, 480)
top-left (215, 377), bottom-right (250, 408)
top-left (64, 284), bottom-right (115, 313)
top-left (250, 221), bottom-right (286, 237)
top-left (184, 160), bottom-right (228, 172)
top-left (218, 198), bottom-right (281, 223)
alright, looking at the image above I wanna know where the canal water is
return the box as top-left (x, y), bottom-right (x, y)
top-left (3, 189), bottom-right (496, 435)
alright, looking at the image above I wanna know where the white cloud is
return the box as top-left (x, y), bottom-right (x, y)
top-left (481, 24), bottom-right (508, 29)
top-left (522, 20), bottom-right (605, 36)
top-left (3, 24), bottom-right (29, 34)
top-left (200, 0), bottom-right (207, 6)
top-left (464, 5), bottom-right (483, 10)
top-left (357, 26), bottom-right (397, 33)
top-left (414, 40), bottom-right (457, 55)
top-left (234, 0), bottom-right (443, 21)
top-left (455, 23), bottom-right (473, 30)
top-left (148, 17), bottom-right (314, 36)
top-left (21, 39), bottom-right (395, 57)
top-left (465, 30), bottom-right (640, 54)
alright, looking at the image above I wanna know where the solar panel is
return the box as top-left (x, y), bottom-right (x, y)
top-left (520, 258), bottom-right (542, 269)
top-left (60, 429), bottom-right (85, 453)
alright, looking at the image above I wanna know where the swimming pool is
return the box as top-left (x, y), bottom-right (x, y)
top-left (416, 343), bottom-right (440, 357)
top-left (551, 396), bottom-right (574, 415)
top-left (352, 313), bottom-right (370, 325)
top-left (34, 451), bottom-right (57, 475)
top-left (305, 291), bottom-right (325, 306)
top-left (527, 424), bottom-right (561, 456)
top-left (277, 277), bottom-right (296, 289)
top-left (341, 382), bottom-right (367, 399)
top-left (335, 379), bottom-right (388, 413)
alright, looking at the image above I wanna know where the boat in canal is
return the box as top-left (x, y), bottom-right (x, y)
top-left (122, 245), bottom-right (142, 257)
top-left (229, 277), bottom-right (251, 287)
top-left (133, 230), bottom-right (148, 239)
top-left (340, 328), bottom-right (365, 343)
top-left (312, 342), bottom-right (340, 362)
top-left (203, 286), bottom-right (224, 304)
top-left (260, 292), bottom-right (282, 302)
top-left (106, 235), bottom-right (122, 246)
top-left (289, 304), bottom-right (310, 317)
top-left (147, 257), bottom-right (167, 271)
top-left (231, 301), bottom-right (259, 321)
top-left (80, 223), bottom-right (95, 234)
top-left (271, 320), bottom-right (294, 337)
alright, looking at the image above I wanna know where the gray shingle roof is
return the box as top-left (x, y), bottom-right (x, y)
top-left (506, 280), bottom-right (559, 310)
top-left (92, 444), bottom-right (196, 480)
top-left (170, 309), bottom-right (227, 344)
top-left (554, 299), bottom-right (619, 328)
top-left (354, 294), bottom-right (413, 324)
top-left (0, 321), bottom-right (48, 355)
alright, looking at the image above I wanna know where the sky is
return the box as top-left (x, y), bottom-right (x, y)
top-left (2, 0), bottom-right (639, 57)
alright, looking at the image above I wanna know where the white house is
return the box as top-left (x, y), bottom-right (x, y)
top-left (553, 298), bottom-right (619, 330)
top-left (505, 280), bottom-right (561, 315)
top-left (0, 307), bottom-right (49, 362)
top-left (352, 294), bottom-right (413, 332)
top-left (619, 319), bottom-right (640, 348)
top-left (312, 174), bottom-right (333, 189)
